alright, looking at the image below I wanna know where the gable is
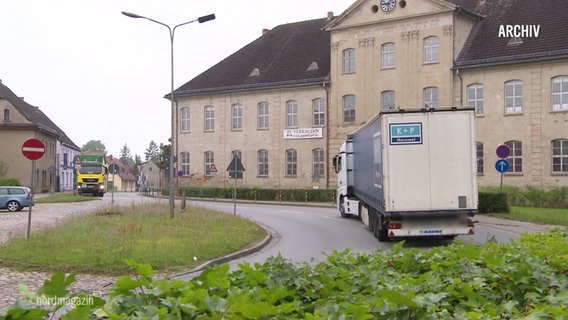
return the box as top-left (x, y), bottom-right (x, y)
top-left (325, 0), bottom-right (456, 31)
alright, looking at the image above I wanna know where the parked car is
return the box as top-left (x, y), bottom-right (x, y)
top-left (0, 186), bottom-right (35, 212)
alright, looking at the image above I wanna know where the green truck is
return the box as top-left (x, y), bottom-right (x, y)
top-left (76, 152), bottom-right (108, 197)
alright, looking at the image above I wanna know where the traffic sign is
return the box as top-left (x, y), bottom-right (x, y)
top-left (496, 144), bottom-right (510, 158)
top-left (177, 170), bottom-right (184, 177)
top-left (108, 163), bottom-right (120, 174)
top-left (495, 159), bottom-right (510, 173)
top-left (208, 163), bottom-right (218, 173)
top-left (21, 139), bottom-right (45, 160)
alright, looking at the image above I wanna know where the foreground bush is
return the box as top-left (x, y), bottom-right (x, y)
top-left (3, 230), bottom-right (567, 319)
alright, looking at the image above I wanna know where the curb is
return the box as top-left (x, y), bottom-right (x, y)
top-left (168, 221), bottom-right (275, 279)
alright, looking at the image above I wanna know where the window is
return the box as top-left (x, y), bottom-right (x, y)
top-left (552, 139), bottom-right (568, 173)
top-left (343, 95), bottom-right (356, 123)
top-left (505, 80), bottom-right (522, 114)
top-left (3, 108), bottom-right (9, 122)
top-left (231, 104), bottom-right (242, 130)
top-left (342, 48), bottom-right (355, 73)
top-left (381, 43), bottom-right (395, 68)
top-left (286, 149), bottom-right (297, 176)
top-left (467, 84), bottom-right (484, 114)
top-left (476, 142), bottom-right (484, 174)
top-left (258, 149), bottom-right (269, 176)
top-left (204, 106), bottom-right (214, 131)
top-left (313, 98), bottom-right (325, 126)
top-left (180, 152), bottom-right (190, 175)
top-left (381, 91), bottom-right (395, 110)
top-left (204, 151), bottom-right (214, 176)
top-left (423, 36), bottom-right (439, 63)
top-left (551, 76), bottom-right (568, 111)
top-left (258, 102), bottom-right (269, 129)
top-left (423, 87), bottom-right (439, 109)
top-left (180, 107), bottom-right (190, 132)
top-left (312, 149), bottom-right (325, 179)
top-left (286, 100), bottom-right (298, 128)
top-left (505, 140), bottom-right (522, 173)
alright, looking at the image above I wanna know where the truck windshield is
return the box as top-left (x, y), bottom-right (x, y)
top-left (80, 166), bottom-right (102, 174)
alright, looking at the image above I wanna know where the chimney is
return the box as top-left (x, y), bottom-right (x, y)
top-left (327, 11), bottom-right (334, 21)
top-left (262, 28), bottom-right (270, 35)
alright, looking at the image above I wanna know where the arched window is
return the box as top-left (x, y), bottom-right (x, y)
top-left (258, 149), bottom-right (269, 176)
top-left (312, 98), bottom-right (325, 126)
top-left (467, 84), bottom-right (484, 114)
top-left (180, 152), bottom-right (190, 175)
top-left (312, 149), bottom-right (325, 179)
top-left (180, 107), bottom-right (190, 132)
top-left (343, 95), bottom-right (356, 123)
top-left (342, 48), bottom-right (355, 73)
top-left (551, 76), bottom-right (568, 111)
top-left (552, 139), bottom-right (568, 173)
top-left (381, 91), bottom-right (395, 110)
top-left (505, 140), bottom-right (522, 173)
top-left (204, 106), bottom-right (214, 131)
top-left (381, 42), bottom-right (395, 68)
top-left (504, 80), bottom-right (522, 114)
top-left (285, 149), bottom-right (297, 176)
top-left (423, 36), bottom-right (439, 63)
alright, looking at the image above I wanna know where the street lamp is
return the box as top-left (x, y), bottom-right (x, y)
top-left (122, 11), bottom-right (215, 218)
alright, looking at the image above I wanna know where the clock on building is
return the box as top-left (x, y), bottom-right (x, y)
top-left (380, 0), bottom-right (397, 13)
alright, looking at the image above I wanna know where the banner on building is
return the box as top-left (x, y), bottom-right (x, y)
top-left (283, 128), bottom-right (323, 139)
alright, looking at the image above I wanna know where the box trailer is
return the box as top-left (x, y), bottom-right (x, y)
top-left (333, 107), bottom-right (477, 242)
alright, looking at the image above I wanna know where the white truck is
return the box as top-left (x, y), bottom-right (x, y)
top-left (333, 107), bottom-right (477, 242)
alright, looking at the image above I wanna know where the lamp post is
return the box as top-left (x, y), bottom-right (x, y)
top-left (122, 11), bottom-right (215, 218)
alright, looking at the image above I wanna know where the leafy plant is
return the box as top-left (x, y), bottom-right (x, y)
top-left (3, 230), bottom-right (567, 319)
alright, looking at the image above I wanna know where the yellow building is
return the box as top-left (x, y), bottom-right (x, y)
top-left (172, 0), bottom-right (568, 190)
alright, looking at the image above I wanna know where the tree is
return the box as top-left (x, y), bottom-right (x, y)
top-left (119, 143), bottom-right (134, 167)
top-left (82, 140), bottom-right (106, 153)
top-left (144, 140), bottom-right (160, 162)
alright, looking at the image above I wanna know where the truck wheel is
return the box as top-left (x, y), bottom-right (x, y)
top-left (6, 200), bottom-right (21, 212)
top-left (377, 213), bottom-right (389, 242)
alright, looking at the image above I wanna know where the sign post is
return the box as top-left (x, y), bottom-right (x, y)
top-left (226, 155), bottom-right (245, 216)
top-left (495, 144), bottom-right (511, 191)
top-left (108, 163), bottom-right (120, 213)
top-left (21, 139), bottom-right (45, 239)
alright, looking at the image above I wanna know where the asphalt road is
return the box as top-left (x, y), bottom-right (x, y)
top-left (5, 192), bottom-right (558, 266)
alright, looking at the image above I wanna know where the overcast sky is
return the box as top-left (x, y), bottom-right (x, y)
top-left (0, 0), bottom-right (354, 158)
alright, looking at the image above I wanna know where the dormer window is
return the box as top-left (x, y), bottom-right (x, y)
top-left (249, 68), bottom-right (260, 76)
top-left (307, 62), bottom-right (319, 71)
top-left (508, 37), bottom-right (523, 45)
top-left (3, 108), bottom-right (9, 122)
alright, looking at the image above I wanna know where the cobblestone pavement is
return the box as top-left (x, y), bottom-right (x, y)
top-left (0, 194), bottom-right (158, 311)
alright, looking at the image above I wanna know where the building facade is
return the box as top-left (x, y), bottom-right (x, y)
top-left (172, 18), bottom-right (333, 189)
top-left (0, 80), bottom-right (80, 192)
top-left (171, 0), bottom-right (568, 190)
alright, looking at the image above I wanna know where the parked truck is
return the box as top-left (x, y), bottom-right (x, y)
top-left (333, 107), bottom-right (477, 242)
top-left (76, 152), bottom-right (108, 197)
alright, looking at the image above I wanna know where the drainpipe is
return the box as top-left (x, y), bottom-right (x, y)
top-left (323, 82), bottom-right (330, 189)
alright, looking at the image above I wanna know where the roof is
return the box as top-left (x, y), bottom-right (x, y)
top-left (105, 156), bottom-right (137, 181)
top-left (0, 80), bottom-right (80, 150)
top-left (453, 0), bottom-right (568, 68)
top-left (172, 17), bottom-right (332, 97)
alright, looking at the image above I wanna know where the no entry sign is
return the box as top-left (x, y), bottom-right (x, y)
top-left (21, 139), bottom-right (46, 160)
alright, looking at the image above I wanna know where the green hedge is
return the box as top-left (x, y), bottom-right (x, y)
top-left (172, 187), bottom-right (336, 203)
top-left (478, 192), bottom-right (510, 213)
top-left (0, 178), bottom-right (21, 186)
top-left (480, 186), bottom-right (568, 208)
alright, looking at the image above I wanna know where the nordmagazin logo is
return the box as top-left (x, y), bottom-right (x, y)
top-left (498, 25), bottom-right (541, 37)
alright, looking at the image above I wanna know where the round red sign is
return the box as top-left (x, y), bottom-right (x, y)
top-left (22, 139), bottom-right (46, 160)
